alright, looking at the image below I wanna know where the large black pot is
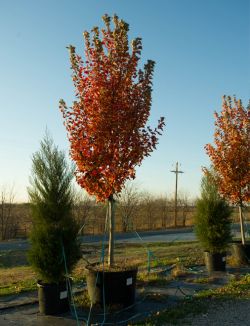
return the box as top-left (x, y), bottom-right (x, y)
top-left (37, 279), bottom-right (71, 315)
top-left (231, 241), bottom-right (250, 265)
top-left (86, 264), bottom-right (138, 307)
top-left (204, 252), bottom-right (226, 273)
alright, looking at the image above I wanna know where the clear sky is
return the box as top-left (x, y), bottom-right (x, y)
top-left (0, 0), bottom-right (249, 202)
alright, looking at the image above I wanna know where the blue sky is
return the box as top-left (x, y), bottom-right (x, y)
top-left (0, 0), bottom-right (249, 202)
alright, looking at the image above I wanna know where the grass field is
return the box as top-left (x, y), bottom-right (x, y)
top-left (0, 241), bottom-right (203, 296)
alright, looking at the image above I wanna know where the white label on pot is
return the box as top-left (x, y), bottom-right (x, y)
top-left (60, 291), bottom-right (68, 299)
top-left (222, 257), bottom-right (226, 262)
top-left (126, 277), bottom-right (133, 286)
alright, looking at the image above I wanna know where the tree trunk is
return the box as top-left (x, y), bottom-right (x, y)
top-left (239, 204), bottom-right (246, 245)
top-left (108, 194), bottom-right (115, 267)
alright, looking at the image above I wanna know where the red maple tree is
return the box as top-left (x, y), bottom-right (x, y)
top-left (60, 14), bottom-right (165, 264)
top-left (205, 96), bottom-right (250, 244)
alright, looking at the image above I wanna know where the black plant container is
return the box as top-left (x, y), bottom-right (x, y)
top-left (231, 241), bottom-right (250, 265)
top-left (86, 264), bottom-right (138, 307)
top-left (204, 252), bottom-right (226, 273)
top-left (37, 280), bottom-right (70, 315)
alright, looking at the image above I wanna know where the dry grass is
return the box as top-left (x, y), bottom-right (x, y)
top-left (227, 254), bottom-right (241, 267)
top-left (0, 266), bottom-right (36, 286)
top-left (137, 272), bottom-right (170, 287)
top-left (0, 241), bottom-right (202, 296)
top-left (0, 260), bottom-right (87, 296)
top-left (0, 266), bottom-right (37, 296)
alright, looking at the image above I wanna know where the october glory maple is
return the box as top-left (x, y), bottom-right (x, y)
top-left (205, 96), bottom-right (250, 244)
top-left (60, 14), bottom-right (165, 266)
top-left (60, 14), bottom-right (165, 202)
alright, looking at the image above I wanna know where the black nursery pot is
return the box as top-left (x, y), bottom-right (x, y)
top-left (231, 241), bottom-right (250, 265)
top-left (86, 264), bottom-right (138, 307)
top-left (37, 279), bottom-right (71, 315)
top-left (204, 252), bottom-right (226, 273)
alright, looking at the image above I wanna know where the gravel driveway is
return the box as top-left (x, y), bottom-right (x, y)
top-left (185, 299), bottom-right (250, 326)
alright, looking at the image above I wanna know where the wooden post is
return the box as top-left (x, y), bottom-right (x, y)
top-left (174, 164), bottom-right (178, 227)
top-left (108, 194), bottom-right (115, 267)
top-left (171, 162), bottom-right (184, 227)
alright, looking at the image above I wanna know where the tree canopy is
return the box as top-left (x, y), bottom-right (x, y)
top-left (60, 14), bottom-right (165, 202)
top-left (205, 96), bottom-right (250, 206)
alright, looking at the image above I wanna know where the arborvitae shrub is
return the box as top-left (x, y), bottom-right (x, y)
top-left (195, 170), bottom-right (232, 254)
top-left (28, 134), bottom-right (81, 283)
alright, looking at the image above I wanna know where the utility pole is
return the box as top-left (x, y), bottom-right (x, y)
top-left (171, 162), bottom-right (184, 227)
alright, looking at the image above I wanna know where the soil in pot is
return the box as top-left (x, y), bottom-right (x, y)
top-left (204, 252), bottom-right (226, 273)
top-left (37, 279), bottom-right (71, 315)
top-left (86, 263), bottom-right (138, 308)
top-left (231, 241), bottom-right (250, 265)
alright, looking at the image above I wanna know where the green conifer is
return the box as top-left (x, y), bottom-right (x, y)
top-left (28, 133), bottom-right (81, 283)
top-left (195, 168), bottom-right (232, 254)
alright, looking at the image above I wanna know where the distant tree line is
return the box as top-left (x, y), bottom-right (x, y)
top-left (0, 184), bottom-right (249, 240)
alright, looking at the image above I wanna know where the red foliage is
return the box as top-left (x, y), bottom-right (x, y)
top-left (205, 96), bottom-right (250, 205)
top-left (60, 15), bottom-right (165, 201)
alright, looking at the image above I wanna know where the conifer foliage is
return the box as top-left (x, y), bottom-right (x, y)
top-left (195, 170), bottom-right (232, 254)
top-left (28, 134), bottom-right (80, 283)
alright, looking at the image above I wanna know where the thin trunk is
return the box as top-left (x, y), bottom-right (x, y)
top-left (108, 194), bottom-right (115, 267)
top-left (239, 204), bottom-right (246, 245)
top-left (182, 208), bottom-right (186, 227)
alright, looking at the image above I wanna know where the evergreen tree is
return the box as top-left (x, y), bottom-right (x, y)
top-left (195, 169), bottom-right (232, 254)
top-left (28, 133), bottom-right (81, 283)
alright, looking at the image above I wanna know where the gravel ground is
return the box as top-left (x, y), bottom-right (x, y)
top-left (185, 299), bottom-right (250, 326)
top-left (2, 297), bottom-right (250, 325)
